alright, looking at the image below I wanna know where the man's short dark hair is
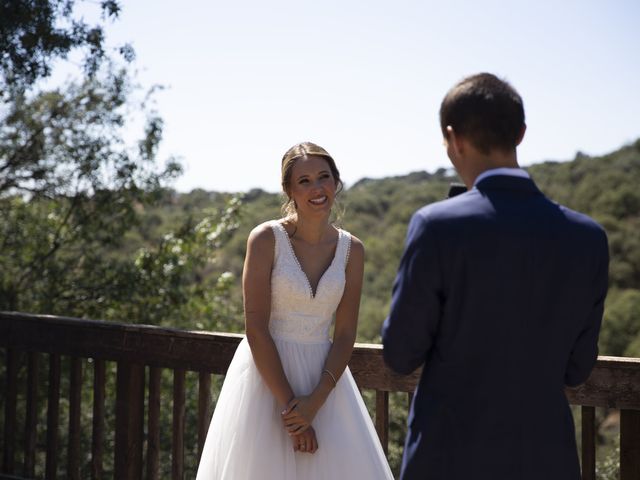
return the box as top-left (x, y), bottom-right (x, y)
top-left (440, 73), bottom-right (525, 154)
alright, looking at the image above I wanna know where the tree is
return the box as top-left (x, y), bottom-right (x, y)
top-left (0, 1), bottom-right (240, 328)
top-left (0, 62), bottom-right (185, 310)
top-left (0, 0), bottom-right (131, 95)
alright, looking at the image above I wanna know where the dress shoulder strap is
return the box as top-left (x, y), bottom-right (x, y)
top-left (336, 228), bottom-right (352, 270)
top-left (269, 220), bottom-right (287, 263)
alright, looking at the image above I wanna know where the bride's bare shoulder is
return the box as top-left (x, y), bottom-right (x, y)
top-left (247, 220), bottom-right (277, 250)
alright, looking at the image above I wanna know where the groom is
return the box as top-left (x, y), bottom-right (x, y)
top-left (382, 73), bottom-right (608, 480)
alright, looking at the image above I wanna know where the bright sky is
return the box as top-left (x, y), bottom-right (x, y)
top-left (66, 0), bottom-right (640, 193)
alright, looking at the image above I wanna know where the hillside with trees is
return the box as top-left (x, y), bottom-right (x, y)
top-left (124, 141), bottom-right (640, 359)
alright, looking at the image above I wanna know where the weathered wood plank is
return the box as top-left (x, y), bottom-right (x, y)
top-left (68, 357), bottom-right (82, 480)
top-left (46, 354), bottom-right (60, 480)
top-left (147, 366), bottom-right (161, 480)
top-left (198, 372), bottom-right (212, 462)
top-left (172, 369), bottom-right (185, 480)
top-left (566, 356), bottom-right (640, 409)
top-left (114, 362), bottom-right (145, 480)
top-left (620, 409), bottom-right (640, 480)
top-left (350, 343), bottom-right (422, 392)
top-left (375, 390), bottom-right (389, 454)
top-left (23, 352), bottom-right (38, 478)
top-left (91, 359), bottom-right (105, 480)
top-left (2, 348), bottom-right (17, 474)
top-left (581, 406), bottom-right (595, 480)
top-left (0, 312), bottom-right (241, 373)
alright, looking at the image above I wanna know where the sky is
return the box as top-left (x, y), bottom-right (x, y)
top-left (59, 0), bottom-right (640, 193)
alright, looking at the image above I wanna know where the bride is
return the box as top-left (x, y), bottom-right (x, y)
top-left (195, 142), bottom-right (393, 479)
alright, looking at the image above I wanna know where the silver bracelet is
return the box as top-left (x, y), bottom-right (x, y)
top-left (322, 369), bottom-right (337, 386)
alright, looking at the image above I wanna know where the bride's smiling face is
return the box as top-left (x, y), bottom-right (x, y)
top-left (287, 155), bottom-right (337, 216)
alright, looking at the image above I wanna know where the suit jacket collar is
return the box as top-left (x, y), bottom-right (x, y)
top-left (474, 174), bottom-right (542, 194)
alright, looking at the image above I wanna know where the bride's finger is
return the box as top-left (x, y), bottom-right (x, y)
top-left (307, 436), bottom-right (315, 453)
top-left (281, 399), bottom-right (298, 416)
top-left (281, 412), bottom-right (296, 421)
top-left (285, 423), bottom-right (302, 435)
top-left (287, 425), bottom-right (303, 435)
top-left (286, 424), bottom-right (303, 433)
top-left (291, 423), bottom-right (310, 435)
top-left (282, 409), bottom-right (302, 421)
top-left (290, 435), bottom-right (300, 451)
top-left (287, 424), bottom-right (303, 434)
top-left (284, 416), bottom-right (306, 427)
top-left (286, 418), bottom-right (309, 431)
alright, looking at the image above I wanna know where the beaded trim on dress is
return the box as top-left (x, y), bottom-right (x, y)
top-left (271, 220), bottom-right (351, 298)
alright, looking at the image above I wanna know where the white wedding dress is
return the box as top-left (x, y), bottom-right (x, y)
top-left (196, 220), bottom-right (393, 479)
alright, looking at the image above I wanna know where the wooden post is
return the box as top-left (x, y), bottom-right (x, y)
top-left (24, 352), bottom-right (38, 478)
top-left (197, 372), bottom-right (212, 461)
top-left (68, 357), bottom-right (83, 480)
top-left (620, 409), bottom-right (640, 480)
top-left (91, 359), bottom-right (105, 480)
top-left (46, 354), bottom-right (61, 479)
top-left (581, 406), bottom-right (596, 480)
top-left (114, 361), bottom-right (145, 480)
top-left (375, 390), bottom-right (389, 454)
top-left (2, 348), bottom-right (18, 475)
top-left (147, 366), bottom-right (161, 480)
top-left (172, 369), bottom-right (186, 480)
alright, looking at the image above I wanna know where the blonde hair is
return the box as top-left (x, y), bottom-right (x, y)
top-left (280, 142), bottom-right (344, 220)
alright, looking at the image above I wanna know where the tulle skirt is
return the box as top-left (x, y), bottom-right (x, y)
top-left (195, 336), bottom-right (394, 479)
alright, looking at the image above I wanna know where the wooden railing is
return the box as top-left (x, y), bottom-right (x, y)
top-left (1, 311), bottom-right (639, 479)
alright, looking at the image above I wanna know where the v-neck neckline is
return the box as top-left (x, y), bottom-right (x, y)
top-left (275, 221), bottom-right (341, 299)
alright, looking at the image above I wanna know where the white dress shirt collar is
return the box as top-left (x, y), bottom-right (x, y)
top-left (474, 167), bottom-right (530, 186)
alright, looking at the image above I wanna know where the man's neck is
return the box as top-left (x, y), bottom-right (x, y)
top-left (462, 150), bottom-right (520, 188)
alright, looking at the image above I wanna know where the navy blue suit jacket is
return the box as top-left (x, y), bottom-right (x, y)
top-left (382, 175), bottom-right (608, 480)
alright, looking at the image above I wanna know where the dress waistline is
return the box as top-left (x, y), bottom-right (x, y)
top-left (269, 331), bottom-right (331, 345)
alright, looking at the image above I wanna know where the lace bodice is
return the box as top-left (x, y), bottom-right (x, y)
top-left (268, 220), bottom-right (352, 343)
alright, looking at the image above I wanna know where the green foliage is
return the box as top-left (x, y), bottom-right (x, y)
top-left (0, 2), bottom-right (243, 477)
top-left (528, 141), bottom-right (640, 291)
top-left (0, 1), bottom-right (241, 327)
top-left (0, 68), bottom-right (183, 316)
top-left (0, 0), bottom-right (128, 94)
top-left (0, 67), bottom-right (181, 200)
top-left (600, 289), bottom-right (640, 357)
top-left (126, 195), bottom-right (244, 330)
top-left (596, 436), bottom-right (620, 480)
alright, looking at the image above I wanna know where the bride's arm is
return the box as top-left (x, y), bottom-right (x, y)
top-left (319, 236), bottom-right (365, 397)
top-left (282, 237), bottom-right (365, 433)
top-left (243, 224), bottom-right (295, 408)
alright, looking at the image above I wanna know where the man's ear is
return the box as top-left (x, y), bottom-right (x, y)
top-left (516, 124), bottom-right (527, 146)
top-left (446, 125), bottom-right (464, 157)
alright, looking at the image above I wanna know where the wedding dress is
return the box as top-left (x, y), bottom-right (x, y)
top-left (196, 220), bottom-right (393, 479)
